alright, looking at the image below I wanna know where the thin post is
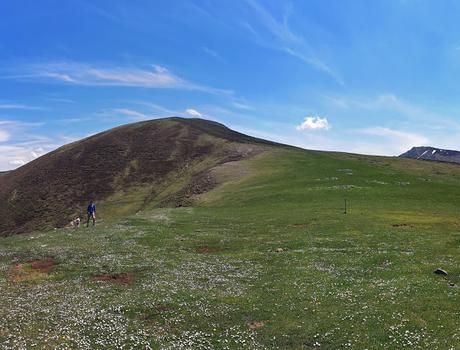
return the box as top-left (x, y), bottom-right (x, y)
top-left (344, 198), bottom-right (347, 214)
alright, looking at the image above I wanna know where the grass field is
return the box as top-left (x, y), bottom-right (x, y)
top-left (1, 147), bottom-right (459, 349)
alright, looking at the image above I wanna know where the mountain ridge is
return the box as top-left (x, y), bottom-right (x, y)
top-left (0, 117), bottom-right (280, 235)
top-left (400, 146), bottom-right (460, 164)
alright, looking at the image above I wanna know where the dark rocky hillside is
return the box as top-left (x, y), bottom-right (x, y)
top-left (0, 117), bottom-right (278, 235)
top-left (400, 146), bottom-right (460, 164)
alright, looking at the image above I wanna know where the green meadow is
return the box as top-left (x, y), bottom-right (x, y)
top-left (1, 147), bottom-right (459, 349)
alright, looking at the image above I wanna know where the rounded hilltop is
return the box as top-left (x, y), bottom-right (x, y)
top-left (0, 117), bottom-right (279, 235)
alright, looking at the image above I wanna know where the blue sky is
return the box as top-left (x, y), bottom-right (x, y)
top-left (1, 0), bottom-right (460, 170)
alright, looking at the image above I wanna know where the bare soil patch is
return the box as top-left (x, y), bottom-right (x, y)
top-left (196, 246), bottom-right (221, 254)
top-left (9, 259), bottom-right (56, 282)
top-left (30, 259), bottom-right (56, 273)
top-left (92, 273), bottom-right (132, 284)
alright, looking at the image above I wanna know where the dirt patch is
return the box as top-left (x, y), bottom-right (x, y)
top-left (30, 259), bottom-right (56, 273)
top-left (10, 264), bottom-right (28, 282)
top-left (9, 259), bottom-right (56, 282)
top-left (92, 274), bottom-right (132, 284)
top-left (196, 246), bottom-right (221, 254)
top-left (248, 321), bottom-right (265, 330)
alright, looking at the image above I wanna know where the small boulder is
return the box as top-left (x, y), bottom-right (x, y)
top-left (434, 268), bottom-right (448, 276)
top-left (274, 248), bottom-right (285, 253)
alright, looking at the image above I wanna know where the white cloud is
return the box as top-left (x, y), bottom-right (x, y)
top-left (185, 108), bottom-right (204, 118)
top-left (9, 62), bottom-right (232, 95)
top-left (0, 120), bottom-right (69, 171)
top-left (296, 116), bottom-right (331, 131)
top-left (9, 159), bottom-right (26, 166)
top-left (0, 143), bottom-right (62, 171)
top-left (0, 130), bottom-right (10, 142)
top-left (31, 147), bottom-right (46, 159)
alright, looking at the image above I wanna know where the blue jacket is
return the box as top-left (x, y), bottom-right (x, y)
top-left (87, 203), bottom-right (96, 214)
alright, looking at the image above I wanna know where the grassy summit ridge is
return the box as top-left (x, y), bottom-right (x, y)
top-left (0, 120), bottom-right (459, 348)
top-left (0, 117), bottom-right (278, 235)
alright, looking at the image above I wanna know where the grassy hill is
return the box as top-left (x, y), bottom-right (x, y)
top-left (0, 118), bottom-right (278, 235)
top-left (0, 120), bottom-right (459, 349)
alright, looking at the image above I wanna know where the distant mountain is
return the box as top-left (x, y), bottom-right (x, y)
top-left (400, 146), bottom-right (460, 164)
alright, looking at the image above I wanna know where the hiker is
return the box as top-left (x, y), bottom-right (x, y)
top-left (86, 201), bottom-right (96, 227)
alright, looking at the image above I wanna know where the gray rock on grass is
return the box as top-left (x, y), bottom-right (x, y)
top-left (434, 268), bottom-right (448, 276)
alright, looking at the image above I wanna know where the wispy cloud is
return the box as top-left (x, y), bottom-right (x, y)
top-left (95, 108), bottom-right (157, 122)
top-left (324, 93), bottom-right (432, 116)
top-left (0, 129), bottom-right (10, 142)
top-left (245, 0), bottom-right (301, 44)
top-left (128, 101), bottom-right (178, 115)
top-left (0, 143), bottom-right (60, 171)
top-left (231, 100), bottom-right (254, 111)
top-left (243, 0), bottom-right (343, 84)
top-left (237, 121), bottom-right (430, 156)
top-left (0, 120), bottom-right (69, 171)
top-left (0, 120), bottom-right (45, 128)
top-left (113, 108), bottom-right (151, 120)
top-left (0, 102), bottom-right (42, 110)
top-left (80, 1), bottom-right (121, 23)
top-left (121, 102), bottom-right (227, 123)
top-left (323, 93), bottom-right (460, 132)
top-left (354, 94), bottom-right (422, 115)
top-left (95, 104), bottom-right (220, 124)
top-left (52, 117), bottom-right (94, 124)
top-left (203, 47), bottom-right (225, 63)
top-left (46, 97), bottom-right (76, 104)
top-left (357, 127), bottom-right (429, 154)
top-left (96, 101), bottom-right (185, 122)
top-left (5, 62), bottom-right (233, 95)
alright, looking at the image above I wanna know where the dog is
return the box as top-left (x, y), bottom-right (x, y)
top-left (69, 217), bottom-right (81, 228)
